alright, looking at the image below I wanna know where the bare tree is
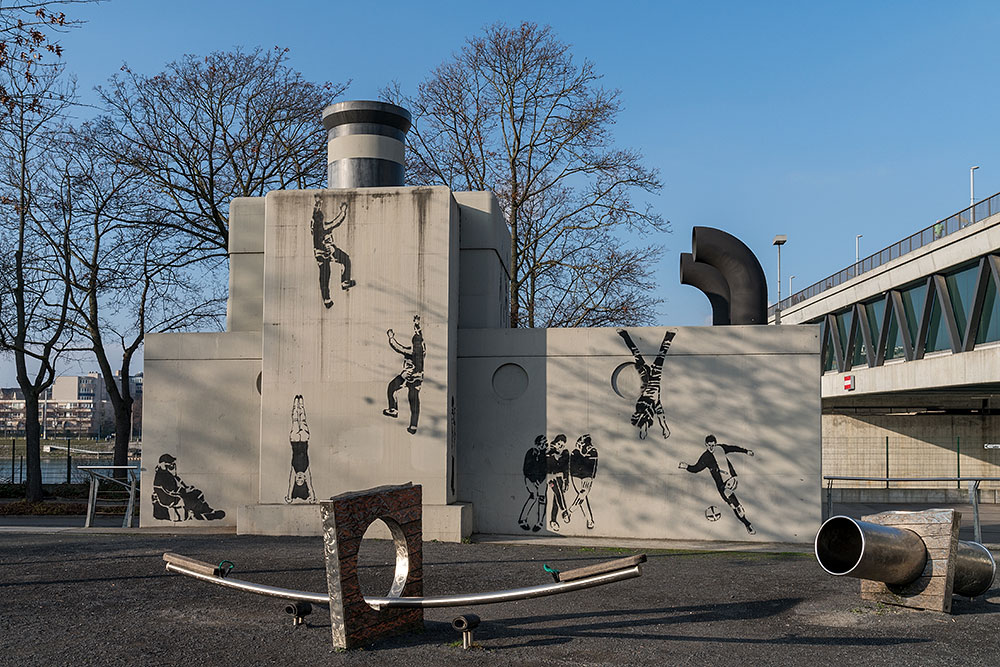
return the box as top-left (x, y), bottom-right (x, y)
top-left (56, 121), bottom-right (222, 475)
top-left (0, 60), bottom-right (76, 501)
top-left (97, 47), bottom-right (349, 263)
top-left (386, 22), bottom-right (666, 328)
top-left (0, 1), bottom-right (100, 111)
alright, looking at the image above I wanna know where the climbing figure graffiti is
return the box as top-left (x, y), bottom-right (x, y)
top-left (285, 395), bottom-right (316, 503)
top-left (151, 453), bottom-right (225, 521)
top-left (616, 329), bottom-right (675, 439)
top-left (568, 434), bottom-right (599, 529)
top-left (310, 196), bottom-right (355, 308)
top-left (679, 435), bottom-right (756, 535)
top-left (383, 315), bottom-right (426, 434)
top-left (518, 435), bottom-right (548, 531)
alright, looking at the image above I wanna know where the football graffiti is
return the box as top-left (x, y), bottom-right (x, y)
top-left (519, 434), bottom-right (599, 532)
top-left (311, 196), bottom-right (355, 308)
top-left (617, 329), bottom-right (675, 439)
top-left (383, 315), bottom-right (425, 434)
top-left (285, 395), bottom-right (316, 503)
top-left (679, 435), bottom-right (756, 534)
top-left (151, 453), bottom-right (225, 521)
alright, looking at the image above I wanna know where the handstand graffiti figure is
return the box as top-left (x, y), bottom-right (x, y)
top-left (517, 435), bottom-right (549, 531)
top-left (311, 196), bottom-right (355, 308)
top-left (546, 434), bottom-right (570, 531)
top-left (285, 395), bottom-right (316, 503)
top-left (568, 434), bottom-right (599, 529)
top-left (617, 329), bottom-right (675, 439)
top-left (679, 434), bottom-right (756, 534)
top-left (383, 315), bottom-right (425, 434)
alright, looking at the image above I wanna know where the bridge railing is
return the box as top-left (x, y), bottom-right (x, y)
top-left (770, 190), bottom-right (1000, 315)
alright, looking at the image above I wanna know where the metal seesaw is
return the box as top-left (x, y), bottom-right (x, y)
top-left (163, 483), bottom-right (646, 649)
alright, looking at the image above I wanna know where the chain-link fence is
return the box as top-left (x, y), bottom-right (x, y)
top-left (823, 436), bottom-right (1000, 490)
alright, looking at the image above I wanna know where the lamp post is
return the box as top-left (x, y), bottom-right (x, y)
top-left (855, 234), bottom-right (863, 265)
top-left (789, 275), bottom-right (796, 299)
top-left (773, 235), bottom-right (787, 324)
top-left (971, 165), bottom-right (979, 208)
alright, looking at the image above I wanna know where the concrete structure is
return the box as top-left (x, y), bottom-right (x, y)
top-left (772, 193), bottom-right (1000, 497)
top-left (141, 101), bottom-right (821, 542)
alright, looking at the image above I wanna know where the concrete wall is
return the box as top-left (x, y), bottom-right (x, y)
top-left (823, 413), bottom-right (1000, 491)
top-left (257, 187), bottom-right (458, 508)
top-left (140, 332), bottom-right (262, 527)
top-left (456, 325), bottom-right (822, 542)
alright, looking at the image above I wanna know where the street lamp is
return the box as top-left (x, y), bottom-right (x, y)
top-left (789, 275), bottom-right (796, 298)
top-left (773, 235), bottom-right (787, 324)
top-left (855, 234), bottom-right (863, 265)
top-left (971, 165), bottom-right (980, 208)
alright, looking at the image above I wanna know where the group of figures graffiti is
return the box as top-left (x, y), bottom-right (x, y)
top-left (516, 329), bottom-right (758, 534)
top-left (518, 434), bottom-right (599, 532)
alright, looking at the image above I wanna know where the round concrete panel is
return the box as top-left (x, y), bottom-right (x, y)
top-left (611, 362), bottom-right (642, 400)
top-left (492, 363), bottom-right (529, 400)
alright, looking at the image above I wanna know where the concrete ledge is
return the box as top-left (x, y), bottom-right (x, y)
top-left (237, 502), bottom-right (473, 541)
top-left (830, 488), bottom-right (1000, 504)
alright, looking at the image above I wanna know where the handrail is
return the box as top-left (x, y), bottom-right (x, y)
top-left (770, 191), bottom-right (1000, 316)
top-left (823, 475), bottom-right (1000, 543)
top-left (79, 465), bottom-right (139, 529)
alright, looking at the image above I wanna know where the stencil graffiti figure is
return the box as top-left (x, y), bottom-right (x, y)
top-left (568, 434), bottom-right (599, 529)
top-left (285, 395), bottom-right (316, 503)
top-left (617, 329), bottom-right (675, 439)
top-left (517, 435), bottom-right (549, 531)
top-left (151, 453), bottom-right (225, 521)
top-left (546, 434), bottom-right (571, 531)
top-left (311, 196), bottom-right (354, 308)
top-left (679, 435), bottom-right (756, 534)
top-left (383, 315), bottom-right (425, 434)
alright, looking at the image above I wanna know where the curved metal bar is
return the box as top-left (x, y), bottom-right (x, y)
top-left (165, 562), bottom-right (642, 609)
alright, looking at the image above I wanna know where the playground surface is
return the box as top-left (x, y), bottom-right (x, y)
top-left (1, 529), bottom-right (997, 666)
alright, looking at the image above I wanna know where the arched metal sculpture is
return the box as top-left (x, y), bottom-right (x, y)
top-left (679, 252), bottom-right (731, 325)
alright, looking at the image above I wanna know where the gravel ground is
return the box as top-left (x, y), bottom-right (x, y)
top-left (1, 533), bottom-right (998, 666)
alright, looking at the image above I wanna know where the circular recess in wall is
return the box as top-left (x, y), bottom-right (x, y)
top-left (611, 362), bottom-right (642, 400)
top-left (256, 372), bottom-right (262, 395)
top-left (492, 363), bottom-right (529, 400)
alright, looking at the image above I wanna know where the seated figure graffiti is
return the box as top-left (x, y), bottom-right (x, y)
top-left (151, 453), bottom-right (225, 521)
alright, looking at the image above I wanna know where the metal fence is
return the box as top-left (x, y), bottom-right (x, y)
top-left (770, 190), bottom-right (1000, 315)
top-left (0, 438), bottom-right (134, 485)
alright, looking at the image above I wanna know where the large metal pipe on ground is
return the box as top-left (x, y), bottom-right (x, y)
top-left (815, 515), bottom-right (996, 598)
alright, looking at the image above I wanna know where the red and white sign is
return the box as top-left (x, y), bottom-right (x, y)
top-left (844, 375), bottom-right (855, 391)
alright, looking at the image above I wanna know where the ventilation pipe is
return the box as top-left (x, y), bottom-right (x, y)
top-left (321, 100), bottom-right (412, 188)
top-left (687, 227), bottom-right (768, 325)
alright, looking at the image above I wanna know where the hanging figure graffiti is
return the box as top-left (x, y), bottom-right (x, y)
top-left (545, 434), bottom-right (571, 532)
top-left (616, 329), bottom-right (675, 439)
top-left (151, 454), bottom-right (226, 521)
top-left (518, 435), bottom-right (549, 531)
top-left (568, 434), bottom-right (599, 529)
top-left (311, 195), bottom-right (355, 308)
top-left (679, 435), bottom-right (756, 535)
top-left (383, 315), bottom-right (425, 434)
top-left (285, 395), bottom-right (316, 503)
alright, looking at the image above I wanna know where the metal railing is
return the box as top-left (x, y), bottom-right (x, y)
top-left (824, 475), bottom-right (1000, 543)
top-left (79, 465), bottom-right (139, 528)
top-left (770, 190), bottom-right (1000, 316)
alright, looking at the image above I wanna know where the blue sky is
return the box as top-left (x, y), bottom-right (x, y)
top-left (4, 0), bottom-right (1000, 384)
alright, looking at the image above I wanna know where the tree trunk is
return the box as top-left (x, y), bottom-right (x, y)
top-left (23, 393), bottom-right (43, 502)
top-left (112, 398), bottom-right (133, 472)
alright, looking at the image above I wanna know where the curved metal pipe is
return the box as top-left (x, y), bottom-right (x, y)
top-left (165, 562), bottom-right (642, 609)
top-left (679, 253), bottom-right (731, 325)
top-left (953, 541), bottom-right (996, 598)
top-left (814, 516), bottom-right (926, 585)
top-left (690, 227), bottom-right (767, 325)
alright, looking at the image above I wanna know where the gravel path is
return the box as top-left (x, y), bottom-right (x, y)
top-left (1, 533), bottom-right (998, 666)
